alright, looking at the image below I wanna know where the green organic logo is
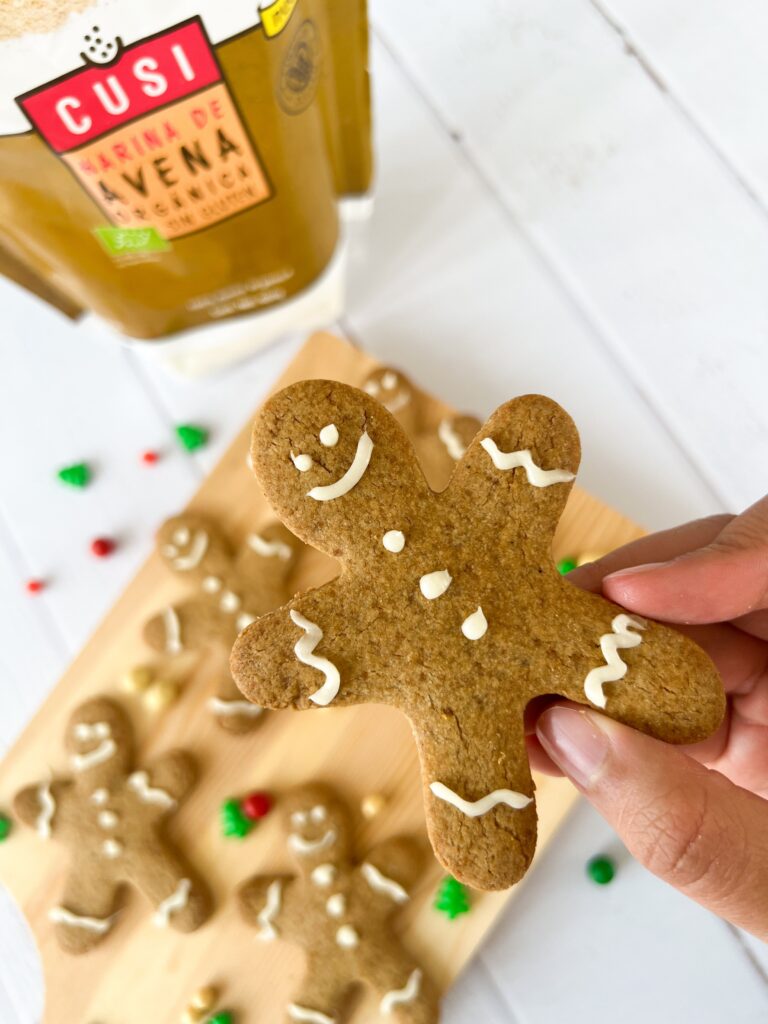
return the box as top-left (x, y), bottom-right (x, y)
top-left (94, 226), bottom-right (170, 256)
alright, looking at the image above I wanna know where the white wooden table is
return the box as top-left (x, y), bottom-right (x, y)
top-left (2, 2), bottom-right (767, 1021)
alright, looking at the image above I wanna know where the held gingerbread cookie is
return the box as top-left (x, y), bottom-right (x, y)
top-left (239, 784), bottom-right (439, 1023)
top-left (362, 366), bottom-right (481, 490)
top-left (231, 380), bottom-right (725, 891)
top-left (145, 513), bottom-right (302, 732)
top-left (13, 697), bottom-right (211, 953)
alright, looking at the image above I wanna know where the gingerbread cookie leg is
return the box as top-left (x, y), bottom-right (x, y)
top-left (367, 950), bottom-right (439, 1024)
top-left (127, 842), bottom-right (210, 932)
top-left (50, 864), bottom-right (121, 955)
top-left (285, 953), bottom-right (352, 1024)
top-left (209, 675), bottom-right (265, 734)
top-left (413, 712), bottom-right (536, 890)
top-left (238, 874), bottom-right (293, 938)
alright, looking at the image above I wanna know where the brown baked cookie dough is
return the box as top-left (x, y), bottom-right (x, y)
top-left (13, 697), bottom-right (211, 953)
top-left (239, 783), bottom-right (439, 1023)
top-left (231, 380), bottom-right (725, 890)
top-left (145, 513), bottom-right (302, 732)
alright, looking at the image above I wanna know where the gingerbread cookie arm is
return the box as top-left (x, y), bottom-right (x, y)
top-left (238, 873), bottom-right (296, 941)
top-left (50, 862), bottom-right (121, 955)
top-left (137, 750), bottom-right (196, 808)
top-left (209, 675), bottom-right (265, 733)
top-left (143, 597), bottom-right (229, 656)
top-left (555, 587), bottom-right (725, 741)
top-left (232, 583), bottom-right (393, 711)
top-left (450, 394), bottom-right (580, 561)
top-left (413, 712), bottom-right (537, 890)
top-left (250, 379), bottom-right (431, 564)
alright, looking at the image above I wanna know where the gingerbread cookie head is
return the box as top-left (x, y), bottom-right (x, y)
top-left (251, 379), bottom-right (431, 560)
top-left (361, 365), bottom-right (419, 432)
top-left (13, 696), bottom-right (211, 953)
top-left (157, 513), bottom-right (232, 583)
top-left (283, 784), bottom-right (354, 871)
top-left (234, 381), bottom-right (724, 890)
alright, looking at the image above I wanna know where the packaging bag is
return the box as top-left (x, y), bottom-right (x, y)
top-left (0, 0), bottom-right (371, 366)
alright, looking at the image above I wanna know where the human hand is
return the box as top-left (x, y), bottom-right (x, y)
top-left (529, 496), bottom-right (768, 940)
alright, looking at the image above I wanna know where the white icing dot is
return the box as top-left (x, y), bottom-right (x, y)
top-left (220, 591), bottom-right (241, 612)
top-left (236, 612), bottom-right (256, 632)
top-left (319, 424), bottom-right (339, 447)
top-left (102, 838), bottom-right (122, 859)
top-left (461, 606), bottom-right (488, 640)
top-left (90, 788), bottom-right (109, 806)
top-left (311, 864), bottom-right (336, 887)
top-left (290, 452), bottom-right (313, 472)
top-left (291, 810), bottom-right (308, 828)
top-left (364, 380), bottom-right (379, 395)
top-left (325, 894), bottom-right (345, 918)
top-left (336, 924), bottom-right (359, 949)
top-left (161, 544), bottom-right (179, 558)
top-left (97, 810), bottom-right (118, 829)
top-left (382, 530), bottom-right (405, 553)
top-left (173, 527), bottom-right (190, 546)
top-left (202, 576), bottom-right (221, 594)
top-left (381, 371), bottom-right (397, 389)
top-left (419, 570), bottom-right (452, 600)
top-left (310, 805), bottom-right (327, 823)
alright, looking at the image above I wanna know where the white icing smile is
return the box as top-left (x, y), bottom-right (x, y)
top-left (307, 431), bottom-right (373, 502)
top-left (171, 529), bottom-right (209, 570)
top-left (71, 722), bottom-right (116, 772)
top-left (288, 827), bottom-right (337, 855)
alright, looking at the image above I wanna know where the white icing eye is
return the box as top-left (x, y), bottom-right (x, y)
top-left (161, 544), bottom-right (179, 558)
top-left (381, 371), bottom-right (398, 390)
top-left (290, 452), bottom-right (313, 472)
top-left (95, 722), bottom-right (110, 739)
top-left (319, 424), bottom-right (339, 447)
top-left (291, 811), bottom-right (308, 828)
top-left (364, 380), bottom-right (380, 395)
top-left (310, 805), bottom-right (327, 823)
top-left (173, 527), bottom-right (190, 546)
top-left (74, 723), bottom-right (90, 740)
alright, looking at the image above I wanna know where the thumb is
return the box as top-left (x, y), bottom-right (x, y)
top-left (536, 706), bottom-right (768, 940)
top-left (602, 494), bottom-right (768, 624)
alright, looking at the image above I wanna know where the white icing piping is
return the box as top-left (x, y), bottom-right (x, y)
top-left (127, 770), bottom-right (176, 809)
top-left (319, 424), bottom-right (339, 447)
top-left (102, 838), bottom-right (122, 859)
top-left (172, 529), bottom-right (209, 571)
top-left (430, 782), bottom-right (532, 816)
top-left (162, 606), bottom-right (183, 655)
top-left (325, 893), bottom-right (345, 917)
top-left (36, 782), bottom-right (55, 839)
top-left (247, 532), bottom-right (293, 561)
top-left (153, 878), bottom-right (192, 927)
top-left (287, 1004), bottom-right (335, 1024)
top-left (461, 607), bottom-right (488, 640)
top-left (288, 828), bottom-right (337, 856)
top-left (380, 968), bottom-right (422, 1015)
top-left (360, 862), bottom-right (409, 904)
top-left (480, 438), bottom-right (575, 487)
top-left (207, 697), bottom-right (263, 718)
top-left (419, 570), bottom-right (452, 600)
top-left (49, 905), bottom-right (116, 934)
top-left (71, 738), bottom-right (117, 773)
top-left (584, 614), bottom-right (646, 709)
top-left (438, 418), bottom-right (467, 460)
top-left (382, 530), bottom-right (405, 553)
top-left (256, 880), bottom-right (282, 941)
top-left (289, 610), bottom-right (341, 706)
top-left (335, 924), bottom-right (359, 948)
top-left (311, 863), bottom-right (336, 887)
top-left (291, 452), bottom-right (314, 472)
top-left (307, 431), bottom-right (373, 502)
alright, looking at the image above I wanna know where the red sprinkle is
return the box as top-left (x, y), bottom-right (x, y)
top-left (91, 537), bottom-right (116, 558)
top-left (141, 450), bottom-right (160, 465)
top-left (26, 579), bottom-right (45, 594)
top-left (242, 791), bottom-right (272, 821)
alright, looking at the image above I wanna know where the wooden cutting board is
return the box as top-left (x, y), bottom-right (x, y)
top-left (0, 332), bottom-right (644, 1023)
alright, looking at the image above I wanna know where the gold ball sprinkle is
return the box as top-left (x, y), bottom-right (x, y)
top-left (361, 793), bottom-right (386, 819)
top-left (190, 985), bottom-right (218, 1012)
top-left (121, 664), bottom-right (153, 693)
top-left (143, 679), bottom-right (179, 712)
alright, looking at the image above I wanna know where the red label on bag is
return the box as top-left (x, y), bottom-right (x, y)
top-left (16, 18), bottom-right (271, 240)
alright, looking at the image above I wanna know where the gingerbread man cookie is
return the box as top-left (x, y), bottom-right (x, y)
top-left (231, 380), bottom-right (725, 890)
top-left (239, 784), bottom-right (439, 1023)
top-left (13, 697), bottom-right (211, 953)
top-left (362, 366), bottom-right (481, 491)
top-left (144, 513), bottom-right (302, 732)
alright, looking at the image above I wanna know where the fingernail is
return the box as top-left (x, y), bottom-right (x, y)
top-left (536, 707), bottom-right (610, 789)
top-left (604, 560), bottom-right (670, 581)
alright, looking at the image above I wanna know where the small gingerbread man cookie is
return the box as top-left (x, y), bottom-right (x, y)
top-left (362, 366), bottom-right (481, 490)
top-left (239, 784), bottom-right (439, 1024)
top-left (145, 513), bottom-right (301, 732)
top-left (231, 380), bottom-right (725, 890)
top-left (13, 697), bottom-right (211, 953)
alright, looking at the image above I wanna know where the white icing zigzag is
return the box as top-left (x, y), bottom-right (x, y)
top-left (257, 879), bottom-right (282, 941)
top-left (49, 905), bottom-right (116, 934)
top-left (36, 781), bottom-right (55, 839)
top-left (207, 696), bottom-right (263, 718)
top-left (429, 782), bottom-right (532, 817)
top-left (480, 438), bottom-right (575, 487)
top-left (287, 1004), bottom-right (335, 1024)
top-left (380, 968), bottom-right (422, 1014)
top-left (247, 532), bottom-right (293, 561)
top-left (360, 862), bottom-right (409, 904)
top-left (127, 770), bottom-right (176, 809)
top-left (153, 878), bottom-right (191, 927)
top-left (583, 614), bottom-right (646, 709)
top-left (289, 610), bottom-right (341, 706)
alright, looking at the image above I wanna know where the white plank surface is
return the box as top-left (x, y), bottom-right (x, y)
top-left (1, 1), bottom-right (767, 1021)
